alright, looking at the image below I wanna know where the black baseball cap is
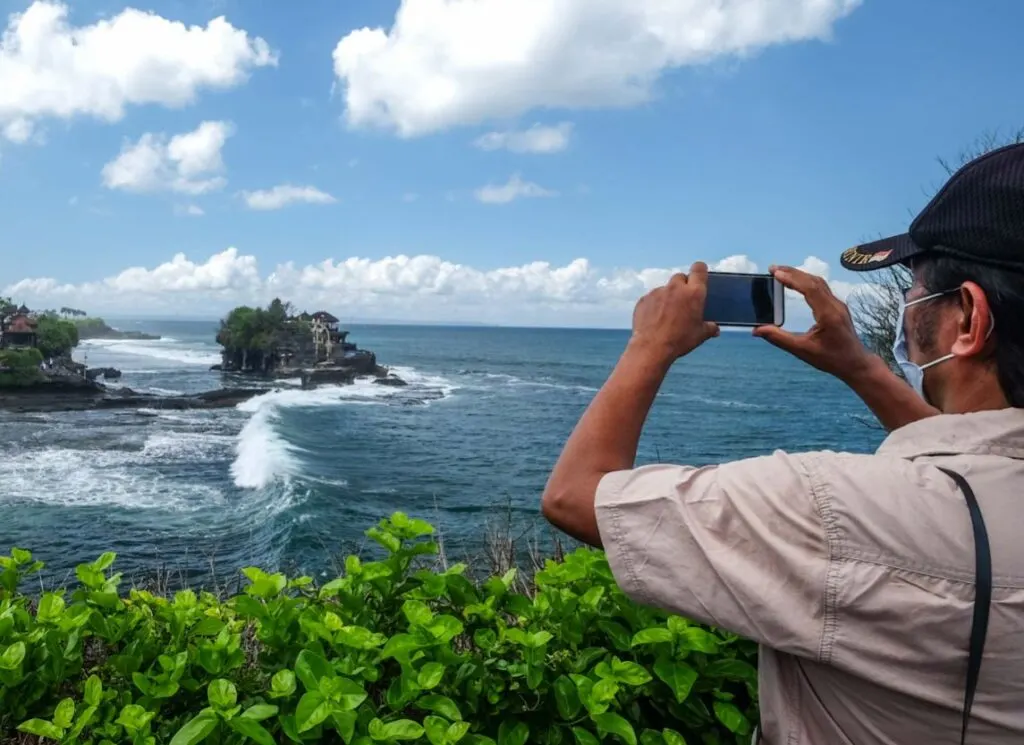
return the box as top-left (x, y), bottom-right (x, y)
top-left (840, 141), bottom-right (1024, 273)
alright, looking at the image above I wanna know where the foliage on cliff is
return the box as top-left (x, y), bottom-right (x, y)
top-left (217, 299), bottom-right (311, 373)
top-left (0, 348), bottom-right (45, 387)
top-left (35, 315), bottom-right (81, 359)
top-left (0, 514), bottom-right (758, 745)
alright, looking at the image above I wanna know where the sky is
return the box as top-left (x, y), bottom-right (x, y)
top-left (1, 0), bottom-right (1023, 328)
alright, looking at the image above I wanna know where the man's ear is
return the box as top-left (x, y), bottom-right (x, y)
top-left (951, 282), bottom-right (993, 358)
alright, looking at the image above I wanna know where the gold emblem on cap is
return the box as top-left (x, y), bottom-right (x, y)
top-left (842, 246), bottom-right (873, 265)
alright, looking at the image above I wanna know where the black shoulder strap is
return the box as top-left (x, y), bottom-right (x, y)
top-left (937, 467), bottom-right (993, 745)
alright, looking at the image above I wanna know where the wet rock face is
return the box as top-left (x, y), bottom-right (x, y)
top-left (301, 367), bottom-right (357, 389)
top-left (374, 375), bottom-right (408, 387)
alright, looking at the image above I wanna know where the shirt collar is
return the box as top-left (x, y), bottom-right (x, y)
top-left (877, 408), bottom-right (1024, 460)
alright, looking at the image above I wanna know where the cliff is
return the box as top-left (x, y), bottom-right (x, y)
top-left (73, 317), bottom-right (161, 341)
top-left (213, 300), bottom-right (404, 389)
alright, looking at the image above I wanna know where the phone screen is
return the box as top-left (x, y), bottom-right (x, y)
top-left (704, 273), bottom-right (777, 326)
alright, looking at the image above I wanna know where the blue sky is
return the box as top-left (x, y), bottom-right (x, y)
top-left (1, 0), bottom-right (1023, 326)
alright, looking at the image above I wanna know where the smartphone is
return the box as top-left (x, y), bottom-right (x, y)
top-left (704, 272), bottom-right (785, 327)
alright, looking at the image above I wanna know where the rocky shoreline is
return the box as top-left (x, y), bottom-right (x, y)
top-left (0, 377), bottom-right (266, 414)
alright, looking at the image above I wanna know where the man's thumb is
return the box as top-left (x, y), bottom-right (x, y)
top-left (753, 325), bottom-right (799, 352)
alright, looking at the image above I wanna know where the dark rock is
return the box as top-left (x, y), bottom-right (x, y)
top-left (374, 375), bottom-right (408, 387)
top-left (301, 367), bottom-right (357, 389)
top-left (0, 380), bottom-right (263, 413)
top-left (86, 367), bottom-right (122, 381)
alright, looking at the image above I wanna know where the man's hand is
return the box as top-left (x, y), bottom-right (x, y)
top-left (630, 262), bottom-right (721, 364)
top-left (753, 265), bottom-right (874, 382)
top-left (755, 265), bottom-right (938, 430)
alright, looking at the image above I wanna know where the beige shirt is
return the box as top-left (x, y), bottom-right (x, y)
top-left (595, 408), bottom-right (1024, 744)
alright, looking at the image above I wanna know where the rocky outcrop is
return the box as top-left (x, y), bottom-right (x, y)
top-left (0, 381), bottom-right (264, 413)
top-left (86, 367), bottom-right (122, 381)
top-left (301, 367), bottom-right (357, 389)
top-left (374, 375), bottom-right (408, 387)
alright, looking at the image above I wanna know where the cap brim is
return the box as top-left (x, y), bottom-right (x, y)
top-left (839, 233), bottom-right (924, 272)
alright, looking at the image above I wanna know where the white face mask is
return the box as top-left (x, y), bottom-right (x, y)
top-left (892, 288), bottom-right (995, 398)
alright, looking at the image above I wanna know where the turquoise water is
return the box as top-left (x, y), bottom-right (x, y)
top-left (0, 322), bottom-right (883, 580)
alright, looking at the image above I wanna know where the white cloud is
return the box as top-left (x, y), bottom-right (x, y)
top-left (102, 121), bottom-right (233, 195)
top-left (5, 248), bottom-right (862, 328)
top-left (0, 2), bottom-right (277, 137)
top-left (475, 173), bottom-right (557, 204)
top-left (474, 122), bottom-right (573, 154)
top-left (332, 0), bottom-right (861, 137)
top-left (2, 118), bottom-right (34, 144)
top-left (175, 204), bottom-right (205, 217)
top-left (241, 185), bottom-right (338, 211)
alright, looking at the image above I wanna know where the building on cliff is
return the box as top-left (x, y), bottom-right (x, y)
top-left (310, 310), bottom-right (356, 363)
top-left (0, 313), bottom-right (38, 349)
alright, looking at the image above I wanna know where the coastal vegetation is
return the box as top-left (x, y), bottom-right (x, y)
top-left (216, 299), bottom-right (306, 374)
top-left (0, 513), bottom-right (758, 745)
top-left (0, 348), bottom-right (45, 387)
top-left (35, 315), bottom-right (81, 359)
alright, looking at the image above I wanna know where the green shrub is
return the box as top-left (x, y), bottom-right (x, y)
top-left (0, 347), bottom-right (44, 387)
top-left (36, 315), bottom-right (80, 358)
top-left (0, 514), bottom-right (759, 745)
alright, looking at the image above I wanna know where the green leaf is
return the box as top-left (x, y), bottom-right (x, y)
top-left (596, 620), bottom-right (632, 651)
top-left (11, 547), bottom-right (32, 565)
top-left (369, 718), bottom-right (426, 741)
top-left (713, 701), bottom-right (751, 735)
top-left (498, 720), bottom-right (529, 745)
top-left (228, 717), bottom-right (276, 745)
top-left (424, 716), bottom-right (449, 745)
top-left (703, 659), bottom-right (758, 684)
top-left (611, 658), bottom-right (653, 686)
top-left (662, 729), bottom-right (688, 745)
top-left (554, 675), bottom-right (582, 720)
top-left (680, 627), bottom-right (720, 654)
top-left (336, 625), bottom-right (387, 650)
top-left (116, 704), bottom-right (155, 733)
top-left (18, 719), bottom-right (64, 741)
top-left (418, 661), bottom-right (445, 689)
top-left (0, 641), bottom-right (26, 670)
top-left (323, 677), bottom-right (368, 711)
top-left (84, 674), bottom-right (103, 707)
top-left (296, 691), bottom-right (332, 733)
top-left (37, 593), bottom-right (66, 623)
top-left (192, 617), bottom-right (226, 636)
top-left (170, 712), bottom-right (218, 745)
top-left (208, 679), bottom-right (238, 710)
top-left (241, 705), bottom-right (279, 722)
top-left (448, 721), bottom-right (471, 743)
top-left (593, 713), bottom-right (637, 745)
top-left (653, 658), bottom-right (698, 703)
top-left (92, 552), bottom-right (116, 572)
top-left (630, 628), bottom-right (674, 647)
top-left (53, 698), bottom-right (75, 729)
top-left (571, 728), bottom-right (600, 745)
top-left (419, 694), bottom-right (462, 721)
top-left (332, 711), bottom-right (358, 744)
top-left (270, 669), bottom-right (297, 698)
top-left (403, 599), bottom-right (434, 626)
top-left (295, 649), bottom-right (333, 692)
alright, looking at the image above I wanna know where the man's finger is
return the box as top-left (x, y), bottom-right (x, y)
top-left (753, 324), bottom-right (803, 354)
top-left (771, 265), bottom-right (834, 301)
top-left (688, 261), bottom-right (709, 288)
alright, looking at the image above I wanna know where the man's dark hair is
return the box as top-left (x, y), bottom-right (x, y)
top-left (917, 255), bottom-right (1024, 407)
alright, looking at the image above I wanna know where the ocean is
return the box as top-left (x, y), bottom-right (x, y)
top-left (0, 321), bottom-right (884, 582)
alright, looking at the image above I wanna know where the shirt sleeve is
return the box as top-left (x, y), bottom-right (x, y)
top-left (594, 450), bottom-right (830, 660)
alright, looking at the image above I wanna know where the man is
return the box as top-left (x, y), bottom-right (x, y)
top-left (542, 142), bottom-right (1024, 744)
